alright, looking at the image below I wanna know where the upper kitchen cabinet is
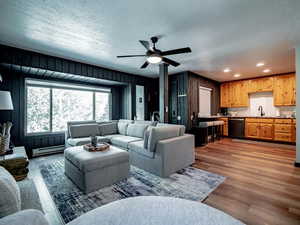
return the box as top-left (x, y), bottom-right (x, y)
top-left (274, 73), bottom-right (296, 106)
top-left (220, 80), bottom-right (249, 108)
top-left (220, 82), bottom-right (230, 108)
top-left (248, 76), bottom-right (273, 93)
top-left (220, 73), bottom-right (295, 108)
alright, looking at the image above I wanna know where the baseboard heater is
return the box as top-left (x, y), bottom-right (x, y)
top-left (32, 145), bottom-right (65, 157)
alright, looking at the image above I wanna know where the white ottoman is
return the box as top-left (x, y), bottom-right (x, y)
top-left (68, 196), bottom-right (245, 225)
top-left (64, 146), bottom-right (129, 194)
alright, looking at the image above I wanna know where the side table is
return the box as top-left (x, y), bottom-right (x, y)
top-left (0, 146), bottom-right (29, 181)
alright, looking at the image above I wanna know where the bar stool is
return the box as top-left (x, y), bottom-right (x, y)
top-left (198, 121), bottom-right (215, 145)
top-left (213, 120), bottom-right (224, 140)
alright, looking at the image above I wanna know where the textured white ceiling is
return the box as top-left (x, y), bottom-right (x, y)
top-left (0, 0), bottom-right (299, 81)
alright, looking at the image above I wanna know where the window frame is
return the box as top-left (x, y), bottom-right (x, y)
top-left (24, 78), bottom-right (111, 136)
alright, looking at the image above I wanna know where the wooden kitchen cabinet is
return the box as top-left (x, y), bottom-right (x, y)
top-left (274, 119), bottom-right (294, 142)
top-left (274, 74), bottom-right (296, 106)
top-left (245, 118), bottom-right (295, 143)
top-left (245, 122), bottom-right (260, 138)
top-left (248, 77), bottom-right (274, 93)
top-left (220, 83), bottom-right (230, 108)
top-left (245, 118), bottom-right (274, 140)
top-left (292, 119), bottom-right (296, 142)
top-left (220, 80), bottom-right (248, 108)
top-left (233, 80), bottom-right (249, 107)
top-left (220, 73), bottom-right (295, 108)
top-left (259, 123), bottom-right (274, 140)
top-left (218, 117), bottom-right (228, 136)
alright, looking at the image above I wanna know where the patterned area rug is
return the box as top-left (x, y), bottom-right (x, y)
top-left (40, 158), bottom-right (225, 224)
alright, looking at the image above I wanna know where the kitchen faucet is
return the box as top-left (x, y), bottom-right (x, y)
top-left (258, 105), bottom-right (265, 117)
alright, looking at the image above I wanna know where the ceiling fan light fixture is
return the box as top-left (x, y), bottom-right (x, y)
top-left (147, 55), bottom-right (162, 64)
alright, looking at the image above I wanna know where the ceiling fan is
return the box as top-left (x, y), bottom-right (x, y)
top-left (117, 36), bottom-right (192, 69)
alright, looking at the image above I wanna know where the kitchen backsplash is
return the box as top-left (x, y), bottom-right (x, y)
top-left (227, 92), bottom-right (296, 117)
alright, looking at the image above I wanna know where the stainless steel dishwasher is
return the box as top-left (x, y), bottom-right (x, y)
top-left (228, 118), bottom-right (245, 138)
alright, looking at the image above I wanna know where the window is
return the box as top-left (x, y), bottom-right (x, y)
top-left (95, 92), bottom-right (110, 121)
top-left (26, 86), bottom-right (50, 133)
top-left (25, 79), bottom-right (111, 134)
top-left (52, 89), bottom-right (94, 132)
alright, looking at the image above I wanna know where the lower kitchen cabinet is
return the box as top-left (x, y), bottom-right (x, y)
top-left (245, 120), bottom-right (273, 140)
top-left (245, 118), bottom-right (295, 143)
top-left (218, 117), bottom-right (228, 136)
top-left (259, 123), bottom-right (274, 140)
top-left (245, 122), bottom-right (260, 138)
top-left (292, 119), bottom-right (296, 142)
top-left (274, 119), bottom-right (294, 142)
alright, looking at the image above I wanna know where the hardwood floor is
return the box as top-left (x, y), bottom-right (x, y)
top-left (198, 138), bottom-right (300, 225)
top-left (28, 138), bottom-right (300, 225)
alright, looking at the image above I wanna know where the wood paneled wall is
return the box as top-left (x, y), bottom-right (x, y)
top-left (188, 72), bottom-right (220, 129)
top-left (169, 71), bottom-right (220, 130)
top-left (0, 44), bottom-right (158, 156)
top-left (169, 72), bottom-right (188, 126)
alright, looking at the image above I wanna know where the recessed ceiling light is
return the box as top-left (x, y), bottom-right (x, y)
top-left (263, 69), bottom-right (271, 73)
top-left (224, 68), bottom-right (231, 73)
top-left (233, 74), bottom-right (241, 78)
top-left (256, 62), bottom-right (265, 67)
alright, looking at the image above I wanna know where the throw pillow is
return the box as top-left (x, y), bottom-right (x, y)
top-left (127, 124), bottom-right (149, 138)
top-left (69, 124), bottom-right (100, 138)
top-left (118, 122), bottom-right (129, 135)
top-left (99, 123), bottom-right (118, 136)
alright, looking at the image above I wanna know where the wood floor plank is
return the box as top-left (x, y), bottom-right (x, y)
top-left (199, 138), bottom-right (300, 225)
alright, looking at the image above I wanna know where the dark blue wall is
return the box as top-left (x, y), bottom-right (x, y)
top-left (0, 44), bottom-right (158, 156)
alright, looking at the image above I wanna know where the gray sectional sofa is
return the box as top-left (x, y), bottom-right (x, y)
top-left (65, 119), bottom-right (195, 177)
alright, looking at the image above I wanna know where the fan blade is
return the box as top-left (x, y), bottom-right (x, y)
top-left (162, 57), bottom-right (180, 67)
top-left (117, 55), bottom-right (146, 58)
top-left (140, 61), bottom-right (149, 69)
top-left (139, 40), bottom-right (151, 50)
top-left (161, 47), bottom-right (192, 56)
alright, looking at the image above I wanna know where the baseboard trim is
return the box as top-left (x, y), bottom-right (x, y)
top-left (295, 162), bottom-right (300, 167)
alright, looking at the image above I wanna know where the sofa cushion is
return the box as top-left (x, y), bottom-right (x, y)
top-left (156, 123), bottom-right (186, 136)
top-left (67, 137), bottom-right (91, 146)
top-left (117, 122), bottom-right (129, 135)
top-left (0, 166), bottom-right (21, 218)
top-left (148, 127), bottom-right (180, 152)
top-left (103, 134), bottom-right (125, 142)
top-left (67, 120), bottom-right (96, 138)
top-left (111, 136), bottom-right (142, 149)
top-left (99, 122), bottom-right (118, 136)
top-left (128, 141), bottom-right (155, 159)
top-left (69, 124), bottom-right (100, 138)
top-left (126, 124), bottom-right (149, 138)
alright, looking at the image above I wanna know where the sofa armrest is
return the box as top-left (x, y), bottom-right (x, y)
top-left (156, 134), bottom-right (195, 177)
top-left (65, 130), bottom-right (70, 148)
top-left (0, 210), bottom-right (49, 225)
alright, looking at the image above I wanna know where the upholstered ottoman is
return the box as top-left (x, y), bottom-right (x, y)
top-left (64, 146), bottom-right (129, 194)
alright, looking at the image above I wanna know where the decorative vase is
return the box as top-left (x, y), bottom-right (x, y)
top-left (0, 136), bottom-right (9, 155)
top-left (91, 136), bottom-right (97, 147)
